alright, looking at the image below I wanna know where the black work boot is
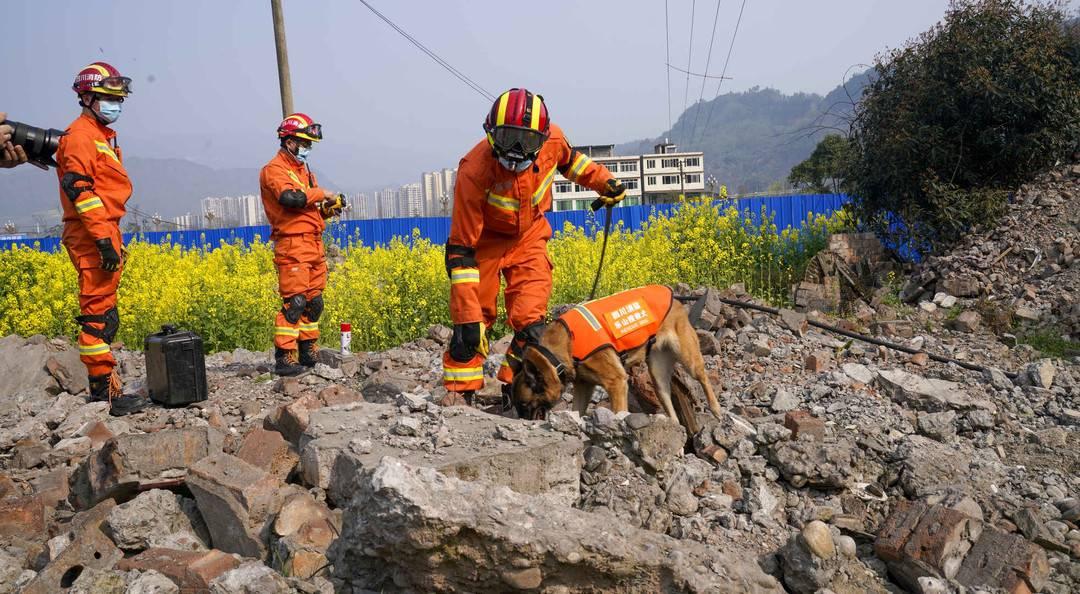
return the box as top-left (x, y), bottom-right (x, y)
top-left (275, 346), bottom-right (307, 376)
top-left (298, 339), bottom-right (319, 368)
top-left (88, 372), bottom-right (150, 416)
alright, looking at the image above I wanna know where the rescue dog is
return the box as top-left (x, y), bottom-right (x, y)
top-left (511, 285), bottom-right (722, 421)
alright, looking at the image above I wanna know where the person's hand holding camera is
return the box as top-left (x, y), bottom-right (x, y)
top-left (0, 113), bottom-right (29, 169)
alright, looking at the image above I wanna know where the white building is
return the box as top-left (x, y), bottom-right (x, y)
top-left (377, 187), bottom-right (397, 219)
top-left (200, 195), bottom-right (266, 227)
top-left (551, 142), bottom-right (705, 211)
top-left (350, 192), bottom-right (371, 220)
top-left (420, 167), bottom-right (458, 216)
top-left (173, 213), bottom-right (194, 229)
top-left (399, 183), bottom-right (423, 218)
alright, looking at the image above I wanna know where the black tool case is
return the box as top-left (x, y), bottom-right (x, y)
top-left (144, 324), bottom-right (208, 407)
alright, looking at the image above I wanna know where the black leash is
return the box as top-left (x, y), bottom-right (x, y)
top-left (588, 200), bottom-right (613, 301)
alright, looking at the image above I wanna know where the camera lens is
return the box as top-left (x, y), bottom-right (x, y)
top-left (8, 121), bottom-right (65, 168)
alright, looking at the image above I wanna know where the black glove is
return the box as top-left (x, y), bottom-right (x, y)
top-left (591, 179), bottom-right (627, 210)
top-left (449, 322), bottom-right (484, 363)
top-left (96, 238), bottom-right (121, 272)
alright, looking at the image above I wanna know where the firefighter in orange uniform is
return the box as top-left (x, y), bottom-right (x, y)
top-left (55, 62), bottom-right (149, 416)
top-left (259, 113), bottom-right (344, 376)
top-left (443, 88), bottom-right (627, 406)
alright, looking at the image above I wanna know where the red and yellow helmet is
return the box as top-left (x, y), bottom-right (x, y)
top-left (484, 88), bottom-right (550, 162)
top-left (277, 113), bottom-right (323, 142)
top-left (72, 62), bottom-right (132, 97)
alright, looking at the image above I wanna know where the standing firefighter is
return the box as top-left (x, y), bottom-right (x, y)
top-left (259, 113), bottom-right (345, 376)
top-left (443, 88), bottom-right (626, 405)
top-left (55, 62), bottom-right (149, 416)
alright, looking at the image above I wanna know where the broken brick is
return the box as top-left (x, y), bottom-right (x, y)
top-left (874, 500), bottom-right (929, 562)
top-left (266, 392), bottom-right (322, 444)
top-left (956, 525), bottom-right (1049, 593)
top-left (187, 452), bottom-right (289, 559)
top-left (117, 548), bottom-right (241, 592)
top-left (900, 504), bottom-right (980, 579)
top-left (21, 500), bottom-right (121, 594)
top-left (29, 468), bottom-right (71, 509)
top-left (0, 494), bottom-right (48, 538)
top-left (803, 351), bottom-right (831, 373)
top-left (783, 410), bottom-right (826, 441)
top-left (236, 427), bottom-right (298, 483)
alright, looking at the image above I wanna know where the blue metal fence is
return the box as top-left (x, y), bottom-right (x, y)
top-left (0, 193), bottom-right (849, 253)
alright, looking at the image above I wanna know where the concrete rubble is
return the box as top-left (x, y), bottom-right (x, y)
top-left (328, 456), bottom-right (783, 593)
top-left (1, 162), bottom-right (1079, 593)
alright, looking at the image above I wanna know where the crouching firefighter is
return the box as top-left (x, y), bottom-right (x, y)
top-left (443, 88), bottom-right (626, 406)
top-left (55, 61), bottom-right (150, 416)
top-left (259, 113), bottom-right (345, 376)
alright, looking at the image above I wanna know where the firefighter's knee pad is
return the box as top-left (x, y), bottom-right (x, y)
top-left (304, 294), bottom-right (324, 322)
top-left (75, 307), bottom-right (119, 343)
top-left (281, 294), bottom-right (307, 324)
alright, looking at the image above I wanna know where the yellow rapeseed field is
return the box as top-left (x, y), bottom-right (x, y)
top-left (0, 199), bottom-right (849, 352)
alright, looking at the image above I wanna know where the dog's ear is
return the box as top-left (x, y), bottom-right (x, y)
top-left (522, 346), bottom-right (561, 396)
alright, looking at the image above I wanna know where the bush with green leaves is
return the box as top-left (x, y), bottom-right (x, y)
top-left (849, 0), bottom-right (1080, 253)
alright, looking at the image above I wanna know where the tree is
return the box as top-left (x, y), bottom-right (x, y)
top-left (849, 0), bottom-right (1080, 252)
top-left (788, 134), bottom-right (854, 194)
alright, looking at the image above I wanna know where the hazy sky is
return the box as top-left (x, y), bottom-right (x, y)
top-left (4, 0), bottom-right (1078, 192)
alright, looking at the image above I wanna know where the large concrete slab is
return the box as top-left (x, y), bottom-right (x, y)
top-left (298, 403), bottom-right (584, 506)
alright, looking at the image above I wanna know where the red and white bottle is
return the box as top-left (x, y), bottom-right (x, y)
top-left (340, 322), bottom-right (352, 354)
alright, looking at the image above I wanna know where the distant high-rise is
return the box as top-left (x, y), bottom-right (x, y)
top-left (353, 192), bottom-right (370, 219)
top-left (419, 167), bottom-right (457, 216)
top-left (399, 183), bottom-right (423, 218)
top-left (200, 195), bottom-right (265, 227)
top-left (377, 187), bottom-right (397, 218)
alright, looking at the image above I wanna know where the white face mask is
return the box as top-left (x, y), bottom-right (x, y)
top-left (296, 146), bottom-right (311, 163)
top-left (498, 156), bottom-right (533, 173)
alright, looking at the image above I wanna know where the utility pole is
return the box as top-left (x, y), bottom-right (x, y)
top-left (678, 158), bottom-right (685, 198)
top-left (270, 0), bottom-right (294, 117)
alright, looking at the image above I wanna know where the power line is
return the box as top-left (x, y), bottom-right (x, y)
top-left (688, 0), bottom-right (724, 146)
top-left (666, 63), bottom-right (732, 80)
top-left (681, 0), bottom-right (697, 123)
top-left (697, 0), bottom-right (748, 146)
top-left (357, 0), bottom-right (494, 101)
top-left (664, 0), bottom-right (673, 132)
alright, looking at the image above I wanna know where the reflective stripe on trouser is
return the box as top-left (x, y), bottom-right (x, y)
top-left (449, 222), bottom-right (554, 386)
top-left (442, 352), bottom-right (485, 392)
top-left (65, 237), bottom-right (121, 377)
top-left (273, 233), bottom-right (327, 350)
top-left (299, 317), bottom-right (320, 341)
top-left (273, 312), bottom-right (301, 350)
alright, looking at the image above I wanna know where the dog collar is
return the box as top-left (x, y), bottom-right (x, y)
top-left (531, 344), bottom-right (570, 382)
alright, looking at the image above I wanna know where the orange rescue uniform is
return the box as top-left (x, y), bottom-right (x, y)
top-left (558, 285), bottom-right (674, 361)
top-left (443, 124), bottom-right (615, 392)
top-left (259, 149), bottom-right (330, 350)
top-left (55, 114), bottom-right (131, 376)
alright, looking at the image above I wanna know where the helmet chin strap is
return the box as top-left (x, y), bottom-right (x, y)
top-left (80, 94), bottom-right (110, 126)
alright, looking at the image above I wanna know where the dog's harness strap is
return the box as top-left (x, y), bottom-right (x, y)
top-left (532, 344), bottom-right (569, 383)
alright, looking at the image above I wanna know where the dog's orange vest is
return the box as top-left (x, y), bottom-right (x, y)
top-left (557, 285), bottom-right (674, 361)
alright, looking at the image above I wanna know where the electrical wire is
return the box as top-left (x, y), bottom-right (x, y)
top-left (357, 0), bottom-right (494, 101)
top-left (664, 0), bottom-right (673, 132)
top-left (681, 0), bottom-right (698, 126)
top-left (688, 0), bottom-right (724, 146)
top-left (697, 0), bottom-right (748, 146)
top-left (666, 63), bottom-right (732, 79)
